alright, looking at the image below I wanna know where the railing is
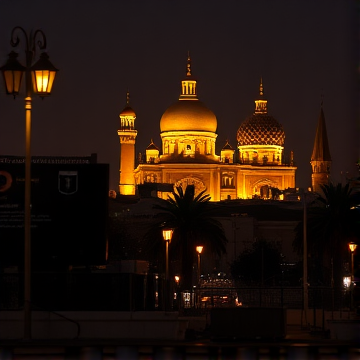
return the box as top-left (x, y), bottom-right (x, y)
top-left (0, 273), bottom-right (357, 313)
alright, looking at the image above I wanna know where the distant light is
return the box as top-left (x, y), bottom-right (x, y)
top-left (162, 228), bottom-right (173, 242)
top-left (196, 245), bottom-right (203, 254)
top-left (349, 242), bottom-right (358, 253)
top-left (343, 275), bottom-right (351, 288)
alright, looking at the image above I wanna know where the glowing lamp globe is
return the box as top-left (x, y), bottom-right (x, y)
top-left (30, 52), bottom-right (58, 96)
top-left (162, 228), bottom-right (173, 243)
top-left (0, 51), bottom-right (26, 97)
top-left (349, 243), bottom-right (358, 253)
top-left (196, 246), bottom-right (203, 254)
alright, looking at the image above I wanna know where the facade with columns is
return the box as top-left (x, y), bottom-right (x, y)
top-left (118, 56), bottom-right (297, 201)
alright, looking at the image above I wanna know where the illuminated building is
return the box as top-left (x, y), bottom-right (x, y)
top-left (310, 103), bottom-right (332, 193)
top-left (118, 55), bottom-right (296, 201)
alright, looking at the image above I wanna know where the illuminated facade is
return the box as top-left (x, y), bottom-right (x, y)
top-left (118, 56), bottom-right (296, 200)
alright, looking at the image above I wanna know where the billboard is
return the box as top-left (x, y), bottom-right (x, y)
top-left (0, 163), bottom-right (109, 270)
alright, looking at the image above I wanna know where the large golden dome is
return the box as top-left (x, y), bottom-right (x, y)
top-left (160, 99), bottom-right (217, 133)
top-left (237, 114), bottom-right (285, 146)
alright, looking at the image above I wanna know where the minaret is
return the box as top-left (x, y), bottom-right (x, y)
top-left (310, 102), bottom-right (331, 193)
top-left (118, 91), bottom-right (137, 195)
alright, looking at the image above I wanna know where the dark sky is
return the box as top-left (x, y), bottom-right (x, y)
top-left (0, 0), bottom-right (358, 191)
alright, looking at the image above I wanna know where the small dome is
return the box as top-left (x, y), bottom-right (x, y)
top-left (160, 100), bottom-right (217, 133)
top-left (237, 114), bottom-right (285, 146)
top-left (120, 106), bottom-right (136, 117)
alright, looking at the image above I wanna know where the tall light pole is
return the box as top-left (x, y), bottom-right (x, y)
top-left (349, 242), bottom-right (358, 282)
top-left (349, 242), bottom-right (357, 311)
top-left (0, 26), bottom-right (58, 340)
top-left (301, 189), bottom-right (308, 327)
top-left (162, 228), bottom-right (173, 311)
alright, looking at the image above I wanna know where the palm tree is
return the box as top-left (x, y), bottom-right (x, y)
top-left (144, 185), bottom-right (227, 291)
top-left (293, 182), bottom-right (359, 287)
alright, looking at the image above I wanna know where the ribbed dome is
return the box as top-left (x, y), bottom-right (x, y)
top-left (237, 114), bottom-right (285, 146)
top-left (160, 100), bottom-right (217, 133)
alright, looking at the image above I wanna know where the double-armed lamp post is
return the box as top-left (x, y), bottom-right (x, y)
top-left (0, 26), bottom-right (58, 339)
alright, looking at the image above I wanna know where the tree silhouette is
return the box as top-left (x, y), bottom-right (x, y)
top-left (293, 182), bottom-right (359, 287)
top-left (144, 185), bottom-right (227, 291)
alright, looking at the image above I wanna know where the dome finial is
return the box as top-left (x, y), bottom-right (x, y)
top-left (254, 77), bottom-right (267, 114)
top-left (320, 91), bottom-right (324, 107)
top-left (260, 77), bottom-right (264, 96)
top-left (180, 52), bottom-right (197, 99)
top-left (186, 51), bottom-right (191, 77)
top-left (126, 89), bottom-right (130, 105)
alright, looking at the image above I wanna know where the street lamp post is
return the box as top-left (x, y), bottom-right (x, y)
top-left (196, 246), bottom-right (203, 284)
top-left (0, 26), bottom-right (58, 340)
top-left (301, 189), bottom-right (309, 327)
top-left (349, 242), bottom-right (357, 311)
top-left (162, 228), bottom-right (173, 310)
top-left (196, 246), bottom-right (203, 309)
top-left (349, 242), bottom-right (357, 282)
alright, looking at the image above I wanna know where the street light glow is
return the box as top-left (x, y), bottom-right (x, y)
top-left (162, 228), bottom-right (173, 243)
top-left (349, 242), bottom-right (357, 253)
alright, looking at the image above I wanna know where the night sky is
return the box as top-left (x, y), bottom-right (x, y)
top-left (0, 0), bottom-right (358, 191)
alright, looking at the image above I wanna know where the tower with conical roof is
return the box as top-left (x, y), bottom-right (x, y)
top-left (310, 103), bottom-right (331, 193)
top-left (118, 91), bottom-right (137, 195)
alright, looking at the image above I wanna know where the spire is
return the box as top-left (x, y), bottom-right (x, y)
top-left (146, 138), bottom-right (159, 150)
top-left (222, 139), bottom-right (233, 150)
top-left (180, 52), bottom-right (197, 100)
top-left (311, 103), bottom-right (331, 162)
top-left (186, 51), bottom-right (191, 77)
top-left (310, 101), bottom-right (332, 193)
top-left (254, 77), bottom-right (267, 114)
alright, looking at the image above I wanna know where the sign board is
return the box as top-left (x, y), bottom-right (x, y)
top-left (0, 163), bottom-right (109, 270)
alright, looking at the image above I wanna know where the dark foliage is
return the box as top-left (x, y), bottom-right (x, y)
top-left (293, 183), bottom-right (360, 286)
top-left (231, 239), bottom-right (283, 286)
